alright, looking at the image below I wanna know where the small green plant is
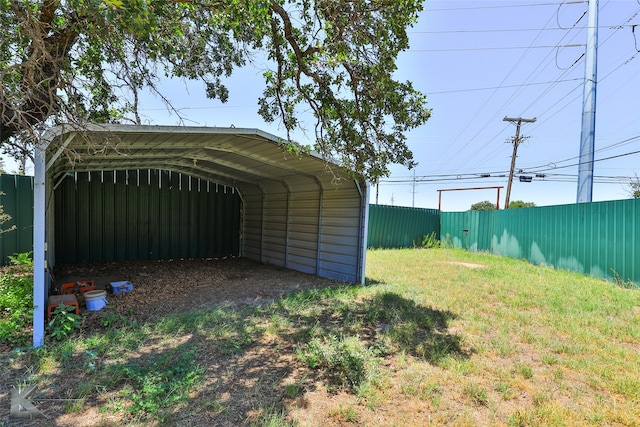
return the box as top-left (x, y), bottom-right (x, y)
top-left (284, 383), bottom-right (302, 398)
top-left (463, 382), bottom-right (489, 406)
top-left (8, 251), bottom-right (33, 266)
top-left (610, 269), bottom-right (638, 289)
top-left (47, 304), bottom-right (81, 341)
top-left (297, 335), bottom-right (380, 392)
top-left (514, 362), bottom-right (533, 379)
top-left (328, 404), bottom-right (359, 423)
top-left (421, 232), bottom-right (440, 249)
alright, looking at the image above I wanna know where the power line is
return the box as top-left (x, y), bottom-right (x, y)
top-left (408, 44), bottom-right (584, 52)
top-left (408, 24), bottom-right (636, 35)
top-left (424, 2), bottom-right (574, 13)
top-left (428, 78), bottom-right (582, 95)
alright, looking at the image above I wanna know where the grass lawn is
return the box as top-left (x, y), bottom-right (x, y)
top-left (1, 248), bottom-right (639, 426)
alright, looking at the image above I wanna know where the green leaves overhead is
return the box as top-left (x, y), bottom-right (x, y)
top-left (1, 0), bottom-right (430, 182)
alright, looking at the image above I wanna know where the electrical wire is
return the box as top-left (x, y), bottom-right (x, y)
top-left (424, 2), bottom-right (576, 13)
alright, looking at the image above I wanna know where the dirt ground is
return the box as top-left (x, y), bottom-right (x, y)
top-left (52, 257), bottom-right (333, 329)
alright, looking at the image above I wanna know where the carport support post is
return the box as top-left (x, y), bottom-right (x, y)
top-left (33, 143), bottom-right (46, 347)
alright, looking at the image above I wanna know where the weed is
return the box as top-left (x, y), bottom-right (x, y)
top-left (463, 382), bottom-right (489, 406)
top-left (47, 304), bottom-right (81, 341)
top-left (495, 382), bottom-right (515, 400)
top-left (533, 392), bottom-right (549, 407)
top-left (508, 410), bottom-right (532, 427)
top-left (421, 232), bottom-right (441, 249)
top-left (514, 362), bottom-right (533, 379)
top-left (610, 269), bottom-right (638, 289)
top-left (328, 404), bottom-right (359, 423)
top-left (284, 383), bottom-right (302, 398)
top-left (64, 398), bottom-right (85, 414)
top-left (108, 346), bottom-right (204, 420)
top-left (297, 335), bottom-right (380, 391)
top-left (8, 251), bottom-right (33, 266)
top-left (401, 374), bottom-right (442, 405)
top-left (251, 406), bottom-right (294, 427)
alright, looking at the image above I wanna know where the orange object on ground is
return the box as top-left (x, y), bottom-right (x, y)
top-left (47, 294), bottom-right (79, 319)
top-left (59, 281), bottom-right (95, 295)
top-left (60, 282), bottom-right (77, 295)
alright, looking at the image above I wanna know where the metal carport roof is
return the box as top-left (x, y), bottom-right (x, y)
top-left (33, 124), bottom-right (370, 346)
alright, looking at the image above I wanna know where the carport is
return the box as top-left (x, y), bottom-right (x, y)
top-left (33, 124), bottom-right (370, 346)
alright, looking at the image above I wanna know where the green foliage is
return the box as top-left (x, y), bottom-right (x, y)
top-left (0, 199), bottom-right (16, 234)
top-left (508, 200), bottom-right (536, 209)
top-left (112, 348), bottom-right (204, 420)
top-left (0, 264), bottom-right (34, 346)
top-left (297, 335), bottom-right (380, 392)
top-left (47, 304), bottom-right (81, 341)
top-left (1, 0), bottom-right (430, 182)
top-left (8, 251), bottom-right (33, 266)
top-left (421, 231), bottom-right (440, 249)
top-left (470, 200), bottom-right (497, 211)
top-left (627, 173), bottom-right (640, 198)
top-left (610, 269), bottom-right (638, 289)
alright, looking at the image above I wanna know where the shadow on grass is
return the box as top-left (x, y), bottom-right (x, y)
top-left (3, 284), bottom-right (468, 426)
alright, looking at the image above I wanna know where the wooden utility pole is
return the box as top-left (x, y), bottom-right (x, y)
top-left (503, 116), bottom-right (536, 209)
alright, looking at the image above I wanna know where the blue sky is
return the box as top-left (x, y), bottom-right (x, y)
top-left (6, 1), bottom-right (639, 212)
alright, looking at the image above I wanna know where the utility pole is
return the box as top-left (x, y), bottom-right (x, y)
top-left (411, 169), bottom-right (416, 208)
top-left (577, 0), bottom-right (598, 203)
top-left (503, 116), bottom-right (536, 209)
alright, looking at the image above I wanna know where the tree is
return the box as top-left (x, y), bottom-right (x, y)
top-left (508, 200), bottom-right (536, 209)
top-left (470, 200), bottom-right (496, 211)
top-left (0, 0), bottom-right (431, 182)
top-left (626, 173), bottom-right (640, 198)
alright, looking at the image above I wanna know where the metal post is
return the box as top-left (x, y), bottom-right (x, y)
top-left (577, 0), bottom-right (598, 203)
top-left (33, 143), bottom-right (46, 347)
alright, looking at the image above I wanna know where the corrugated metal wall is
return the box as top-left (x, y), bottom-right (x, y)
top-left (0, 174), bottom-right (34, 265)
top-left (240, 182), bottom-right (364, 283)
top-left (288, 190), bottom-right (321, 275)
top-left (440, 198), bottom-right (640, 284)
top-left (320, 189), bottom-right (362, 280)
top-left (440, 210), bottom-right (495, 251)
top-left (367, 204), bottom-right (440, 248)
top-left (54, 170), bottom-right (240, 263)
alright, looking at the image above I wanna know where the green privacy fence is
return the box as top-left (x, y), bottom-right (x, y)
top-left (367, 204), bottom-right (440, 248)
top-left (0, 174), bottom-right (34, 265)
top-left (439, 199), bottom-right (640, 285)
top-left (55, 170), bottom-right (241, 263)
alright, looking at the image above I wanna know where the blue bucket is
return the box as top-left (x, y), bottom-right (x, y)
top-left (85, 290), bottom-right (107, 311)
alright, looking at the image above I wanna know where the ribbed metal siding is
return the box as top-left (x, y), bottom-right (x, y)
top-left (241, 191), bottom-right (263, 261)
top-left (492, 200), bottom-right (639, 282)
top-left (287, 191), bottom-right (321, 275)
top-left (367, 204), bottom-right (440, 248)
top-left (0, 174), bottom-right (34, 265)
top-left (240, 182), bottom-right (362, 283)
top-left (440, 210), bottom-right (494, 251)
top-left (319, 190), bottom-right (360, 281)
top-left (261, 192), bottom-right (288, 266)
top-left (54, 170), bottom-right (240, 263)
top-left (441, 198), bottom-right (640, 284)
